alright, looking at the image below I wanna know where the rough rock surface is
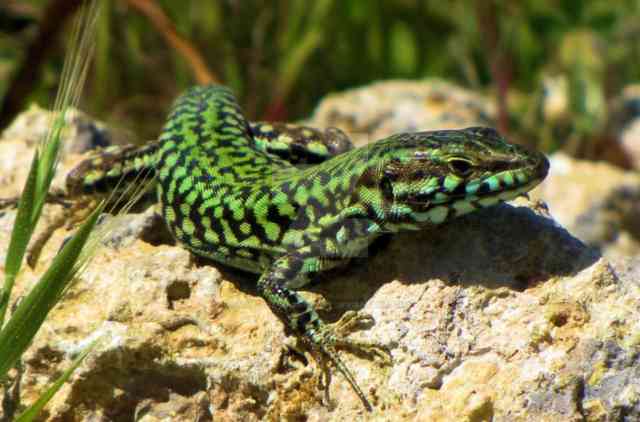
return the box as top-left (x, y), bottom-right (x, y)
top-left (534, 153), bottom-right (640, 259)
top-left (609, 84), bottom-right (640, 169)
top-left (1, 85), bottom-right (639, 421)
top-left (619, 118), bottom-right (640, 169)
top-left (308, 79), bottom-right (495, 146)
top-left (0, 105), bottom-right (132, 203)
top-left (1, 104), bottom-right (132, 153)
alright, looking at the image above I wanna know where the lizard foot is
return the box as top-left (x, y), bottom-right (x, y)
top-left (0, 197), bottom-right (19, 209)
top-left (330, 310), bottom-right (392, 366)
top-left (0, 190), bottom-right (73, 210)
top-left (310, 311), bottom-right (392, 410)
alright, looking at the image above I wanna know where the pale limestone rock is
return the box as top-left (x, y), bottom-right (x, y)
top-left (608, 84), bottom-right (640, 169)
top-left (308, 80), bottom-right (495, 146)
top-left (533, 152), bottom-right (640, 258)
top-left (1, 103), bottom-right (131, 153)
top-left (0, 105), bottom-right (132, 200)
top-left (620, 118), bottom-right (640, 168)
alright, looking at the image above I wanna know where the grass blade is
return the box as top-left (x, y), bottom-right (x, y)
top-left (0, 2), bottom-right (109, 419)
top-left (0, 0), bottom-right (100, 329)
top-left (0, 151), bottom-right (40, 327)
top-left (0, 203), bottom-right (103, 379)
top-left (14, 338), bottom-right (99, 422)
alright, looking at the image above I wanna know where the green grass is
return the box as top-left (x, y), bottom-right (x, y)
top-left (4, 1), bottom-right (640, 152)
top-left (0, 2), bottom-right (103, 419)
top-left (14, 338), bottom-right (98, 422)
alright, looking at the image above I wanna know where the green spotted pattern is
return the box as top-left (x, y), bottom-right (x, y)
top-left (68, 85), bottom-right (549, 410)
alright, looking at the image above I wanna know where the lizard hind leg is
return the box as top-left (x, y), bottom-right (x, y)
top-left (257, 254), bottom-right (390, 411)
top-left (26, 197), bottom-right (97, 267)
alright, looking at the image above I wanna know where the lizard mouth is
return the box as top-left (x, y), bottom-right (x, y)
top-left (409, 151), bottom-right (549, 204)
top-left (467, 151), bottom-right (549, 199)
top-left (408, 152), bottom-right (549, 225)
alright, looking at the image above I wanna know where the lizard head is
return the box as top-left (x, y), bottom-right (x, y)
top-left (357, 127), bottom-right (549, 230)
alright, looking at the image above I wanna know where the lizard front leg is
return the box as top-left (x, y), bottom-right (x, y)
top-left (256, 254), bottom-right (389, 410)
top-left (250, 122), bottom-right (353, 164)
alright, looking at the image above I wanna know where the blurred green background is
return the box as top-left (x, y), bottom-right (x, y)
top-left (1, 0), bottom-right (640, 160)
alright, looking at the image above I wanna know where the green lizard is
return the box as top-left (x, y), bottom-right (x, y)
top-left (59, 85), bottom-right (549, 410)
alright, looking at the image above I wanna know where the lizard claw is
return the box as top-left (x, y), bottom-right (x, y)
top-left (333, 310), bottom-right (374, 334)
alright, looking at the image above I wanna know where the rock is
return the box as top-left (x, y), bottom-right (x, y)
top-left (609, 84), bottom-right (640, 169)
top-left (619, 118), bottom-right (640, 169)
top-left (0, 105), bottom-right (133, 201)
top-left (1, 97), bottom-right (639, 421)
top-left (308, 79), bottom-right (495, 146)
top-left (1, 104), bottom-right (132, 153)
top-left (533, 153), bottom-right (640, 259)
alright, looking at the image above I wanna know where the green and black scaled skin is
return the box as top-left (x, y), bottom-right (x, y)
top-left (66, 85), bottom-right (549, 410)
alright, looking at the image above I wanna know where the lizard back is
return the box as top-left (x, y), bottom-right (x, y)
top-left (156, 86), bottom-right (303, 270)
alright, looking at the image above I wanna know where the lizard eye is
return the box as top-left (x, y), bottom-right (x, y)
top-left (448, 158), bottom-right (473, 177)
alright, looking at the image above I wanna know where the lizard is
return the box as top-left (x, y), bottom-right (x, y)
top-left (46, 85), bottom-right (550, 410)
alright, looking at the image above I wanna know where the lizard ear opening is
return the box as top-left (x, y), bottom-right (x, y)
top-left (379, 165), bottom-right (401, 201)
top-left (380, 174), bottom-right (394, 201)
